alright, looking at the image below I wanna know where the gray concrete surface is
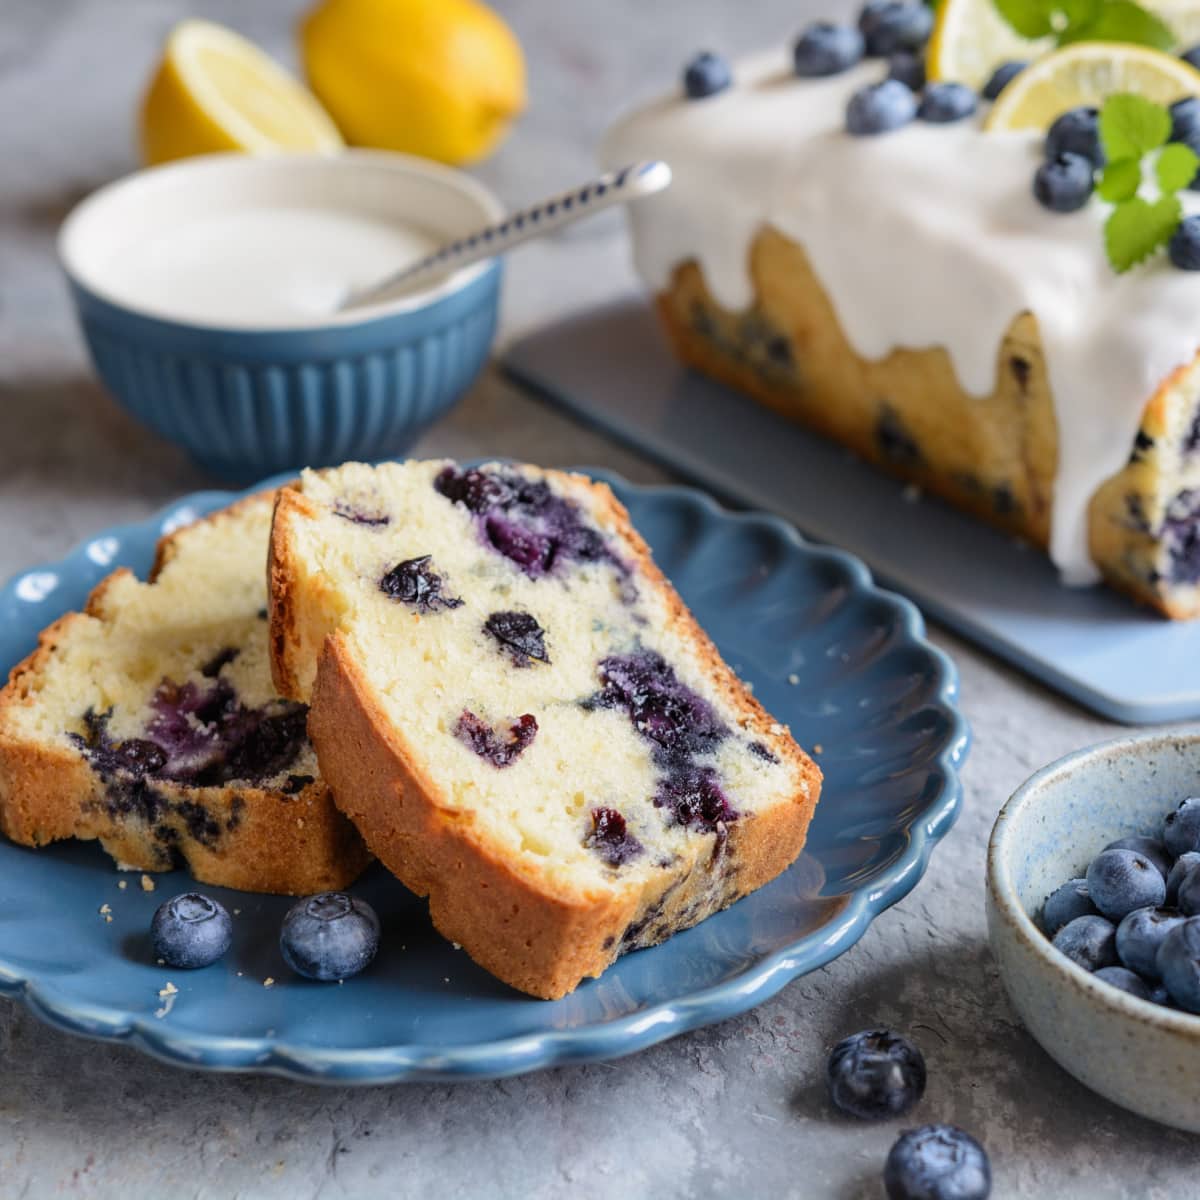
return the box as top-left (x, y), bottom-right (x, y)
top-left (0, 2), bottom-right (1196, 1196)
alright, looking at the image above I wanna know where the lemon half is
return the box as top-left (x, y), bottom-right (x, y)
top-left (140, 19), bottom-right (343, 165)
top-left (927, 0), bottom-right (1054, 90)
top-left (985, 41), bottom-right (1200, 132)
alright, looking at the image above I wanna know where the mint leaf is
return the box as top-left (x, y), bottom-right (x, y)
top-left (1157, 142), bottom-right (1200, 192)
top-left (1063, 0), bottom-right (1174, 48)
top-left (994, 0), bottom-right (1054, 37)
top-left (1105, 194), bottom-right (1181, 271)
top-left (1098, 157), bottom-right (1142, 201)
top-left (1100, 93), bottom-right (1171, 162)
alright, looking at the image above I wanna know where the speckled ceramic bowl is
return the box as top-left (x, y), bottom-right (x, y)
top-left (987, 731), bottom-right (1200, 1131)
top-left (58, 152), bottom-right (503, 481)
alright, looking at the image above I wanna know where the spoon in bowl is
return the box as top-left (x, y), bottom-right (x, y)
top-left (340, 159), bottom-right (672, 310)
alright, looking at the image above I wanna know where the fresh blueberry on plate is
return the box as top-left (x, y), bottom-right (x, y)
top-left (918, 82), bottom-right (977, 124)
top-left (1168, 217), bottom-right (1200, 271)
top-left (846, 79), bottom-right (918, 135)
top-left (280, 892), bottom-right (381, 982)
top-left (883, 1124), bottom-right (991, 1200)
top-left (1104, 835), bottom-right (1171, 880)
top-left (1116, 906), bottom-right (1185, 980)
top-left (1164, 798), bottom-right (1200, 857)
top-left (1094, 965), bottom-right (1154, 1001)
top-left (151, 892), bottom-right (233, 969)
top-left (1167, 851), bottom-right (1200, 905)
top-left (683, 51), bottom-right (732, 100)
top-left (793, 23), bottom-right (865, 77)
top-left (1052, 914), bottom-right (1118, 971)
top-left (858, 1), bottom-right (934, 57)
top-left (1033, 153), bottom-right (1093, 213)
top-left (1041, 877), bottom-right (1095, 935)
top-left (887, 51), bottom-right (925, 92)
top-left (1085, 848), bottom-right (1165, 921)
top-left (1157, 917), bottom-right (1200, 1012)
top-left (982, 60), bottom-right (1025, 101)
top-left (826, 1028), bottom-right (926, 1119)
top-left (1045, 106), bottom-right (1104, 168)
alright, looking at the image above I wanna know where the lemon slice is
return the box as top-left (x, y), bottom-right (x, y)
top-left (927, 0), bottom-right (1054, 91)
top-left (140, 19), bottom-right (343, 165)
top-left (985, 41), bottom-right (1200, 131)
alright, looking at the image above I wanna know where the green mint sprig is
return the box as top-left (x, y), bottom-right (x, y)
top-left (994, 0), bottom-right (1174, 51)
top-left (1097, 93), bottom-right (1198, 272)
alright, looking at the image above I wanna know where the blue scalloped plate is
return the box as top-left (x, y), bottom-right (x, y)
top-left (0, 472), bottom-right (967, 1083)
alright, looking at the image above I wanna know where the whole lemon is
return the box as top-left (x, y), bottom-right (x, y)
top-left (300, 0), bottom-right (527, 165)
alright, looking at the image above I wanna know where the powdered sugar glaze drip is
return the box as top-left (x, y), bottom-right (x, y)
top-left (602, 49), bottom-right (1200, 584)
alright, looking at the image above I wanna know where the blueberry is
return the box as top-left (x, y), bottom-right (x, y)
top-left (1116, 906), bottom-right (1185, 979)
top-left (826, 1029), bottom-right (926, 1120)
top-left (887, 51), bottom-right (926, 92)
top-left (1167, 851), bottom-right (1200, 905)
top-left (1094, 965), bottom-right (1154, 1001)
top-left (151, 893), bottom-right (232, 969)
top-left (379, 555), bottom-right (463, 613)
top-left (1045, 106), bottom-right (1104, 168)
top-left (1182, 44), bottom-right (1200, 72)
top-left (918, 82), bottom-right (977, 124)
top-left (858, 1), bottom-right (934, 57)
top-left (1033, 152), bottom-right (1094, 212)
top-left (584, 807), bottom-right (644, 866)
top-left (883, 1125), bottom-right (991, 1200)
top-left (846, 79), bottom-right (918, 135)
top-left (1104, 836), bottom-right (1171, 880)
top-left (1157, 916), bottom-right (1200, 1012)
top-left (484, 610), bottom-right (550, 667)
top-left (982, 60), bottom-right (1026, 101)
top-left (1041, 877), bottom-right (1095, 935)
top-left (1163, 797), bottom-right (1200, 857)
top-left (1170, 96), bottom-right (1200, 147)
top-left (683, 51), bottom-right (732, 99)
top-left (454, 709), bottom-right (538, 768)
top-left (1176, 863), bottom-right (1200, 914)
top-left (793, 23), bottom-right (865, 76)
top-left (1086, 849), bottom-right (1166, 920)
top-left (1169, 216), bottom-right (1200, 271)
top-left (280, 892), bottom-right (380, 982)
top-left (1052, 914), bottom-right (1118, 971)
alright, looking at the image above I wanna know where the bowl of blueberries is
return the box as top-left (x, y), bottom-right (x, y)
top-left (987, 730), bottom-right (1200, 1131)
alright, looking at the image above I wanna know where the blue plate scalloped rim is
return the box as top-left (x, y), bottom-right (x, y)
top-left (0, 469), bottom-right (969, 1083)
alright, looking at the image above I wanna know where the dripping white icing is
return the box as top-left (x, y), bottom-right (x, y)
top-left (601, 49), bottom-right (1200, 584)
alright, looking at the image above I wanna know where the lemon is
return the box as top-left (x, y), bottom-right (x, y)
top-left (300, 0), bottom-right (527, 165)
top-left (927, 0), bottom-right (1054, 90)
top-left (1148, 0), bottom-right (1200, 50)
top-left (139, 20), bottom-right (343, 165)
top-left (985, 41), bottom-right (1200, 131)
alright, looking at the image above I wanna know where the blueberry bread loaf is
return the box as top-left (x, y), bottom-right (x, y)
top-left (269, 460), bottom-right (821, 999)
top-left (603, 51), bottom-right (1200, 619)
top-left (0, 494), bottom-right (370, 895)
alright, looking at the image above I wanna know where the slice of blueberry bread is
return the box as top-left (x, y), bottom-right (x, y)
top-left (0, 493), bottom-right (370, 895)
top-left (269, 460), bottom-right (822, 999)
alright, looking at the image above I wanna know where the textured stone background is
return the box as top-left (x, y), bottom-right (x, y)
top-left (1, 1), bottom-right (1196, 1196)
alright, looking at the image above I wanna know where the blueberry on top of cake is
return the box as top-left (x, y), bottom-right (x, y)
top-left (268, 460), bottom-right (821, 998)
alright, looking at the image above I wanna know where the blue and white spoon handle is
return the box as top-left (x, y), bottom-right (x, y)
top-left (343, 159), bottom-right (672, 309)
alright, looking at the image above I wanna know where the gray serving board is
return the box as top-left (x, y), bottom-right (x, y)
top-left (503, 296), bottom-right (1200, 725)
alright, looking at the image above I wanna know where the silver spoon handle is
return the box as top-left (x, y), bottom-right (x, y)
top-left (344, 159), bottom-right (672, 309)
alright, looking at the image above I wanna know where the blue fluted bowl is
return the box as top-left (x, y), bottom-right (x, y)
top-left (59, 152), bottom-right (503, 481)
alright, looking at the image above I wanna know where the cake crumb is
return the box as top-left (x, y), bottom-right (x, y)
top-left (140, 874), bottom-right (156, 893)
top-left (452, 942), bottom-right (461, 950)
top-left (787, 673), bottom-right (799, 686)
top-left (117, 880), bottom-right (128, 891)
top-left (233, 909), bottom-right (241, 916)
top-left (237, 971), bottom-right (244, 977)
top-left (444, 977), bottom-right (450, 984)
top-left (812, 743), bottom-right (824, 755)
top-left (901, 483), bottom-right (922, 504)
top-left (98, 903), bottom-right (113, 923)
top-left (154, 981), bottom-right (179, 1019)
top-left (263, 977), bottom-right (275, 989)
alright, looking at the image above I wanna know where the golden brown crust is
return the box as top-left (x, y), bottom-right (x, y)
top-left (283, 463), bottom-right (821, 998)
top-left (656, 228), bottom-right (1198, 620)
top-left (0, 495), bottom-right (371, 896)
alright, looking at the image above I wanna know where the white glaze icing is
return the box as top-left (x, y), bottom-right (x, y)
top-left (601, 49), bottom-right (1200, 583)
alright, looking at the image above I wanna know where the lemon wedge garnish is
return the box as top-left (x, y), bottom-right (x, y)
top-left (927, 0), bottom-right (1054, 90)
top-left (985, 41), bottom-right (1200, 132)
top-left (140, 19), bottom-right (343, 165)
